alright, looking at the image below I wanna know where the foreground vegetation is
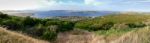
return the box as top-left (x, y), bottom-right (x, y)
top-left (1, 12), bottom-right (150, 43)
top-left (0, 12), bottom-right (75, 41)
top-left (0, 27), bottom-right (49, 43)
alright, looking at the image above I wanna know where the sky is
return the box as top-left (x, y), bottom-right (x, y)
top-left (0, 0), bottom-right (150, 12)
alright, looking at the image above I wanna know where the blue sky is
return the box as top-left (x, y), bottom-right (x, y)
top-left (0, 0), bottom-right (150, 12)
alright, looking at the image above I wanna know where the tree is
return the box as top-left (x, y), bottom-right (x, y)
top-left (0, 12), bottom-right (9, 19)
top-left (23, 16), bottom-right (42, 27)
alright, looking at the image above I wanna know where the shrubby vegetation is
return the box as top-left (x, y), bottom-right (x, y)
top-left (75, 14), bottom-right (149, 31)
top-left (0, 12), bottom-right (150, 42)
top-left (0, 12), bottom-right (75, 41)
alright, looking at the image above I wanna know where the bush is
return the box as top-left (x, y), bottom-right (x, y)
top-left (27, 24), bottom-right (58, 41)
top-left (0, 13), bottom-right (10, 19)
top-left (76, 22), bottom-right (114, 31)
top-left (27, 24), bottom-right (45, 36)
top-left (22, 16), bottom-right (42, 27)
top-left (126, 22), bottom-right (146, 28)
top-left (1, 20), bottom-right (24, 30)
top-left (42, 29), bottom-right (57, 41)
top-left (0, 14), bottom-right (77, 41)
top-left (45, 21), bottom-right (60, 26)
top-left (100, 22), bottom-right (114, 30)
top-left (41, 25), bottom-right (59, 41)
top-left (57, 21), bottom-right (75, 32)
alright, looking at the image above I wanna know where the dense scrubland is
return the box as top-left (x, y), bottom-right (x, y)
top-left (0, 12), bottom-right (75, 42)
top-left (1, 12), bottom-right (150, 43)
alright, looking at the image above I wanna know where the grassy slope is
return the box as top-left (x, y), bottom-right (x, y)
top-left (56, 14), bottom-right (150, 43)
top-left (0, 27), bottom-right (49, 43)
top-left (1, 13), bottom-right (150, 43)
top-left (55, 26), bottom-right (150, 43)
top-left (111, 26), bottom-right (150, 43)
top-left (75, 14), bottom-right (150, 29)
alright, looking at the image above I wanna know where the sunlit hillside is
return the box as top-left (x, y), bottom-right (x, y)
top-left (55, 13), bottom-right (150, 43)
top-left (75, 14), bottom-right (150, 31)
top-left (1, 12), bottom-right (150, 43)
top-left (55, 26), bottom-right (150, 43)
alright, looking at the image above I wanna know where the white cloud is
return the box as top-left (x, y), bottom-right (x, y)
top-left (122, 0), bottom-right (150, 3)
top-left (42, 0), bottom-right (84, 6)
top-left (42, 0), bottom-right (58, 5)
top-left (84, 0), bottom-right (104, 6)
top-left (84, 0), bottom-right (95, 4)
top-left (0, 0), bottom-right (40, 10)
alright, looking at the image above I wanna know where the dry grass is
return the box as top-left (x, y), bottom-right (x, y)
top-left (1, 23), bottom-right (150, 43)
top-left (0, 27), bottom-right (50, 43)
top-left (111, 26), bottom-right (150, 43)
top-left (0, 25), bottom-right (148, 43)
top-left (56, 29), bottom-right (95, 43)
top-left (55, 26), bottom-right (150, 43)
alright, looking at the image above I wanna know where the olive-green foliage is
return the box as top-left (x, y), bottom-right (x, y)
top-left (95, 27), bottom-right (134, 36)
top-left (1, 19), bottom-right (24, 30)
top-left (57, 21), bottom-right (75, 32)
top-left (0, 12), bottom-right (76, 41)
top-left (44, 20), bottom-right (75, 32)
top-left (0, 13), bottom-right (10, 19)
top-left (126, 22), bottom-right (146, 28)
top-left (27, 24), bottom-right (45, 36)
top-left (88, 22), bottom-right (114, 31)
top-left (22, 16), bottom-right (42, 27)
top-left (75, 14), bottom-right (149, 31)
top-left (0, 15), bottom-right (24, 30)
top-left (27, 24), bottom-right (58, 41)
top-left (1, 12), bottom-right (149, 42)
top-left (42, 28), bottom-right (57, 41)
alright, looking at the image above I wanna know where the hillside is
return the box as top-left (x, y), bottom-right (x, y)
top-left (75, 14), bottom-right (150, 31)
top-left (111, 26), bottom-right (150, 43)
top-left (55, 14), bottom-right (150, 43)
top-left (1, 12), bottom-right (150, 43)
top-left (55, 26), bottom-right (150, 43)
top-left (0, 27), bottom-right (49, 43)
top-left (0, 27), bottom-right (150, 43)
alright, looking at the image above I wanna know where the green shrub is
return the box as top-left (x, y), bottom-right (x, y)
top-left (45, 21), bottom-right (60, 26)
top-left (57, 21), bottom-right (75, 32)
top-left (22, 16), bottom-right (42, 27)
top-left (27, 24), bottom-right (45, 36)
top-left (100, 22), bottom-right (114, 30)
top-left (42, 30), bottom-right (57, 41)
top-left (41, 25), bottom-right (59, 41)
top-left (89, 22), bottom-right (114, 31)
top-left (27, 24), bottom-right (59, 41)
top-left (0, 13), bottom-right (10, 19)
top-left (126, 22), bottom-right (146, 28)
top-left (0, 13), bottom-right (77, 41)
top-left (1, 20), bottom-right (24, 30)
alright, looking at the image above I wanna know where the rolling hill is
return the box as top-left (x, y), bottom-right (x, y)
top-left (0, 10), bottom-right (34, 17)
top-left (1, 11), bottom-right (150, 43)
top-left (75, 13), bottom-right (150, 31)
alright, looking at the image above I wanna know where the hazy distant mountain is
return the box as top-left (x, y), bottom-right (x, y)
top-left (35, 10), bottom-right (116, 18)
top-left (1, 10), bottom-right (117, 18)
top-left (1, 10), bottom-right (34, 17)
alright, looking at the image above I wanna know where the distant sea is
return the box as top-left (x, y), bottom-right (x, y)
top-left (34, 10), bottom-right (116, 18)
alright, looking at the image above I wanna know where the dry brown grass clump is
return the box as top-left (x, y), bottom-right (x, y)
top-left (0, 27), bottom-right (50, 43)
top-left (111, 26), bottom-right (150, 43)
